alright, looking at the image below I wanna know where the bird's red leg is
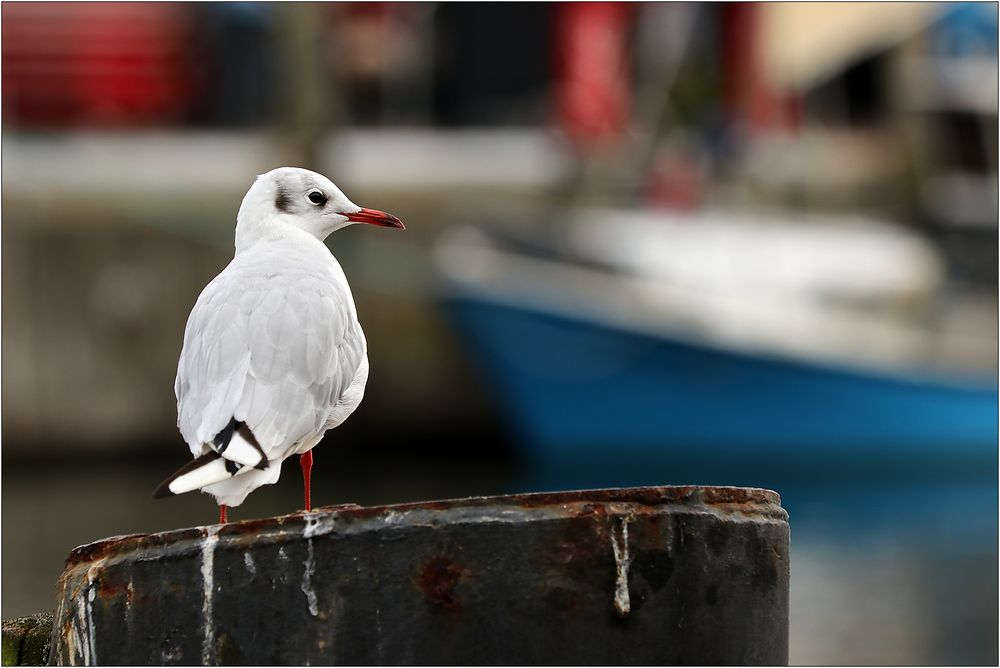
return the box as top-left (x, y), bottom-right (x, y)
top-left (300, 450), bottom-right (313, 512)
top-left (219, 504), bottom-right (228, 524)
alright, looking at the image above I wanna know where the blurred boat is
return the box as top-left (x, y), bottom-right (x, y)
top-left (436, 209), bottom-right (997, 480)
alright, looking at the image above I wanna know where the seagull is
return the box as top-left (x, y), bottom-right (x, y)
top-left (154, 167), bottom-right (404, 523)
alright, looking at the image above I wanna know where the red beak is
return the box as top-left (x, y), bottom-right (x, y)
top-left (345, 207), bottom-right (405, 230)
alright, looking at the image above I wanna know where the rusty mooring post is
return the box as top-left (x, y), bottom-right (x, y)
top-left (49, 486), bottom-right (789, 665)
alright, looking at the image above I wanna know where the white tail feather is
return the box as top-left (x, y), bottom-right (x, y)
top-left (167, 457), bottom-right (253, 495)
top-left (223, 430), bottom-right (266, 468)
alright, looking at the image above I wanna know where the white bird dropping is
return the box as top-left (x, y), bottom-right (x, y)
top-left (155, 167), bottom-right (405, 521)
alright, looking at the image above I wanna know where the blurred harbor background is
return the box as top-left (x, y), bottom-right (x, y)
top-left (2, 2), bottom-right (997, 664)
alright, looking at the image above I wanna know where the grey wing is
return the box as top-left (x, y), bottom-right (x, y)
top-left (175, 258), bottom-right (365, 463)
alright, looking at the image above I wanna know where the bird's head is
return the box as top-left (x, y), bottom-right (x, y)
top-left (236, 167), bottom-right (404, 250)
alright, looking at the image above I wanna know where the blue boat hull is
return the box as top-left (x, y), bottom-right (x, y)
top-left (444, 296), bottom-right (998, 478)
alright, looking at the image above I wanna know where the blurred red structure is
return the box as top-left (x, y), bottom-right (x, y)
top-left (2, 2), bottom-right (198, 127)
top-left (554, 2), bottom-right (633, 149)
top-left (722, 3), bottom-right (800, 135)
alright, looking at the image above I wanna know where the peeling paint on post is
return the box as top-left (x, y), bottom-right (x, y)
top-left (610, 515), bottom-right (633, 618)
top-left (199, 525), bottom-right (219, 666)
top-left (49, 486), bottom-right (790, 665)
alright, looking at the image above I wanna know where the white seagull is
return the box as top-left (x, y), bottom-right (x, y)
top-left (155, 167), bottom-right (404, 523)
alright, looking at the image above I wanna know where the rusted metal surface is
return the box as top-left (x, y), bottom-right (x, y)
top-left (50, 486), bottom-right (789, 665)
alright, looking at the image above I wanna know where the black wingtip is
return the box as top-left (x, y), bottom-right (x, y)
top-left (153, 452), bottom-right (221, 500)
top-left (153, 480), bottom-right (175, 499)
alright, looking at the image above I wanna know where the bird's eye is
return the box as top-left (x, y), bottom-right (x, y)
top-left (307, 190), bottom-right (327, 206)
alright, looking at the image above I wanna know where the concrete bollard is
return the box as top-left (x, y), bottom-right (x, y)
top-left (49, 486), bottom-right (789, 665)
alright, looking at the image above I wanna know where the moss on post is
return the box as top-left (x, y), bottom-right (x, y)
top-left (2, 614), bottom-right (52, 666)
